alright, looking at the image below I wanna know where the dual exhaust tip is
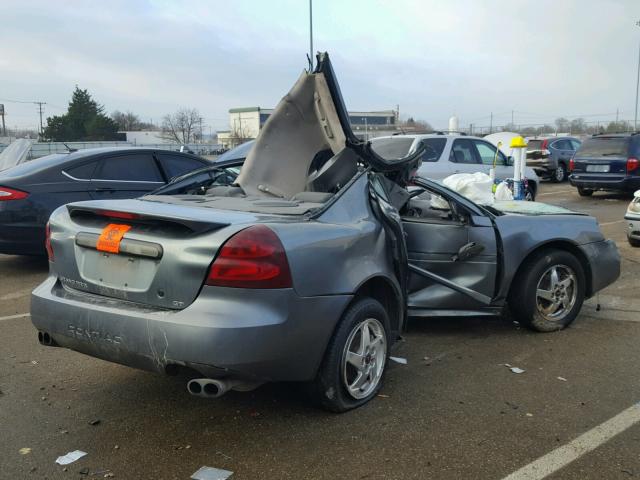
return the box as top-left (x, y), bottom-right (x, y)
top-left (37, 331), bottom-right (56, 347)
top-left (187, 378), bottom-right (236, 399)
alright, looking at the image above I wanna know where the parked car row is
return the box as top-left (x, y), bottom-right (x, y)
top-left (29, 53), bottom-right (621, 412)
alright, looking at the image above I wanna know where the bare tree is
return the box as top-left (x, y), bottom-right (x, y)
top-left (228, 121), bottom-right (254, 147)
top-left (399, 117), bottom-right (433, 132)
top-left (161, 108), bottom-right (201, 144)
top-left (111, 110), bottom-right (154, 131)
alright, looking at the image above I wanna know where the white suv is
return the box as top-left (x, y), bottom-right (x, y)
top-left (371, 133), bottom-right (539, 200)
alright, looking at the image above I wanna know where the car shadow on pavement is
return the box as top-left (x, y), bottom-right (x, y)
top-left (0, 254), bottom-right (49, 273)
top-left (406, 315), bottom-right (524, 339)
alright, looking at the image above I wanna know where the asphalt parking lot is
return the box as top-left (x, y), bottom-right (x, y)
top-left (1, 182), bottom-right (639, 480)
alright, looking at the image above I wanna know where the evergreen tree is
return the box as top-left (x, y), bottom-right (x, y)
top-left (43, 87), bottom-right (119, 141)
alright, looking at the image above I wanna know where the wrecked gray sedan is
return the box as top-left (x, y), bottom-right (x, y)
top-left (31, 53), bottom-right (620, 411)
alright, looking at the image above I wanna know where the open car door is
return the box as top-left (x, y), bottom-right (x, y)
top-left (402, 178), bottom-right (501, 316)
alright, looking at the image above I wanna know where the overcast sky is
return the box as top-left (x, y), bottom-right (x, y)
top-left (1, 0), bottom-right (638, 132)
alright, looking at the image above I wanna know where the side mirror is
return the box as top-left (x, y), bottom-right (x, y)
top-left (507, 156), bottom-right (514, 166)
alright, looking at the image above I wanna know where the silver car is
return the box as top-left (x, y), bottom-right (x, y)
top-left (31, 53), bottom-right (620, 411)
top-left (371, 133), bottom-right (540, 200)
top-left (625, 190), bottom-right (640, 247)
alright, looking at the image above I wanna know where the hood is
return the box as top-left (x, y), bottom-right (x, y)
top-left (236, 52), bottom-right (423, 198)
top-left (493, 200), bottom-right (584, 216)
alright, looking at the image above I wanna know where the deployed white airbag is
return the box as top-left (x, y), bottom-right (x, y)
top-left (442, 172), bottom-right (495, 205)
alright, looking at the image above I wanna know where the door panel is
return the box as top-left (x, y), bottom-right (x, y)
top-left (403, 219), bottom-right (498, 310)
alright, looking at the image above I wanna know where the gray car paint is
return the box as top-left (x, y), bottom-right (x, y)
top-left (31, 53), bottom-right (620, 387)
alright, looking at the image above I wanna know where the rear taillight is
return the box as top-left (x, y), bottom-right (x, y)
top-left (627, 157), bottom-right (639, 173)
top-left (205, 225), bottom-right (292, 289)
top-left (0, 186), bottom-right (29, 201)
top-left (541, 139), bottom-right (548, 150)
top-left (569, 158), bottom-right (575, 172)
top-left (45, 222), bottom-right (54, 262)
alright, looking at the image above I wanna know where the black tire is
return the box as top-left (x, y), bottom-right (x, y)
top-left (525, 185), bottom-right (536, 201)
top-left (552, 163), bottom-right (567, 183)
top-left (628, 236), bottom-right (640, 248)
top-left (309, 297), bottom-right (390, 412)
top-left (577, 187), bottom-right (593, 197)
top-left (510, 250), bottom-right (585, 332)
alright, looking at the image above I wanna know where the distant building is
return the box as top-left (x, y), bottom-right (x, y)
top-left (217, 107), bottom-right (398, 149)
top-left (121, 131), bottom-right (169, 145)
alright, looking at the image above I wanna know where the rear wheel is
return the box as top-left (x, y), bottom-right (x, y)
top-left (553, 163), bottom-right (567, 183)
top-left (310, 298), bottom-right (389, 412)
top-left (510, 250), bottom-right (585, 332)
top-left (577, 187), bottom-right (593, 197)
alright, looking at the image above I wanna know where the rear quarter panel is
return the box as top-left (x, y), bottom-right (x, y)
top-left (271, 174), bottom-right (399, 298)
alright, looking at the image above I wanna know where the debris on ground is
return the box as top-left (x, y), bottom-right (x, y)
top-left (78, 467), bottom-right (89, 475)
top-left (557, 376), bottom-right (568, 382)
top-left (88, 419), bottom-right (101, 426)
top-left (55, 450), bottom-right (87, 465)
top-left (526, 413), bottom-right (533, 417)
top-left (19, 447), bottom-right (32, 455)
top-left (191, 466), bottom-right (234, 480)
top-left (216, 451), bottom-right (232, 460)
top-left (389, 356), bottom-right (408, 365)
top-left (504, 364), bottom-right (525, 374)
top-left (377, 394), bottom-right (389, 398)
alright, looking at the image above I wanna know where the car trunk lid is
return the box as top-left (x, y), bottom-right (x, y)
top-left (51, 198), bottom-right (264, 310)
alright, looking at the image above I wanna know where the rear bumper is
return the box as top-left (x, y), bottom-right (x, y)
top-left (580, 239), bottom-right (620, 296)
top-left (0, 223), bottom-right (45, 255)
top-left (569, 175), bottom-right (640, 192)
top-left (625, 214), bottom-right (640, 241)
top-left (527, 157), bottom-right (558, 174)
top-left (31, 277), bottom-right (352, 382)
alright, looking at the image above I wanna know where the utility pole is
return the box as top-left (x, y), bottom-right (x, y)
top-left (511, 110), bottom-right (514, 126)
top-left (489, 112), bottom-right (493, 134)
top-left (635, 20), bottom-right (640, 131)
top-left (0, 104), bottom-right (5, 136)
top-left (34, 101), bottom-right (46, 137)
top-left (309, 0), bottom-right (314, 70)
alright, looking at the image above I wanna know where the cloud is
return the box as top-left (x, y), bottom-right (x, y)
top-left (0, 0), bottom-right (638, 131)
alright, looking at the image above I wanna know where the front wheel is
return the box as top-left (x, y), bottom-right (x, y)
top-left (310, 298), bottom-right (389, 412)
top-left (553, 163), bottom-right (567, 183)
top-left (577, 187), bottom-right (593, 197)
top-left (628, 235), bottom-right (640, 248)
top-left (525, 185), bottom-right (535, 201)
top-left (510, 250), bottom-right (585, 332)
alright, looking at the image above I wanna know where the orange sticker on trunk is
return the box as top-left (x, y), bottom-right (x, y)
top-left (96, 224), bottom-right (131, 253)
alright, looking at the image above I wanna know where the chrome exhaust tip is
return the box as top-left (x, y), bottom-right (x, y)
top-left (187, 378), bottom-right (232, 399)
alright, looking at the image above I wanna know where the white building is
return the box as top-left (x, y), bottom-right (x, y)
top-left (121, 130), bottom-right (170, 145)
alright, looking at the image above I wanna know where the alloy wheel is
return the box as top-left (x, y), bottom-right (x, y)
top-left (535, 264), bottom-right (578, 322)
top-left (341, 318), bottom-right (386, 400)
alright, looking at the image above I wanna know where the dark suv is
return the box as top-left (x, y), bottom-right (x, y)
top-left (569, 133), bottom-right (640, 196)
top-left (526, 136), bottom-right (581, 182)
